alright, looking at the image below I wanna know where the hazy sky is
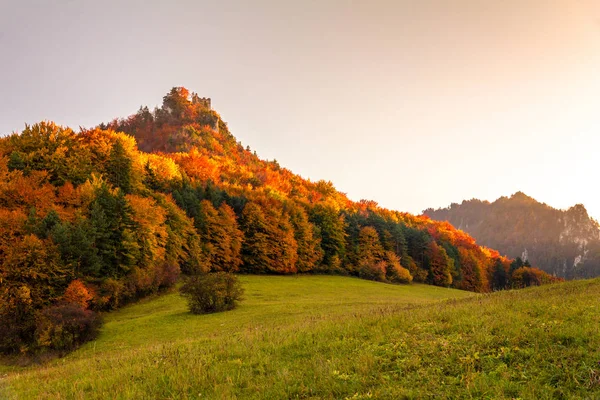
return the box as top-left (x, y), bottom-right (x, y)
top-left (2, 0), bottom-right (600, 219)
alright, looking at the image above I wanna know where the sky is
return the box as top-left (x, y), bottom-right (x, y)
top-left (1, 0), bottom-right (600, 219)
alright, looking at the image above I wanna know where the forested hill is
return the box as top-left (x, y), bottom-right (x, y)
top-left (424, 192), bottom-right (600, 279)
top-left (0, 88), bottom-right (559, 353)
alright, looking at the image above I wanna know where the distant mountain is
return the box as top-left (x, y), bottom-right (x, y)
top-left (424, 192), bottom-right (600, 278)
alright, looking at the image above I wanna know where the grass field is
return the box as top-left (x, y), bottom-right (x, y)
top-left (1, 275), bottom-right (599, 399)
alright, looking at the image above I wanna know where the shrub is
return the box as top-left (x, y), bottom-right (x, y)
top-left (0, 286), bottom-right (36, 354)
top-left (125, 266), bottom-right (155, 297)
top-left (385, 252), bottom-right (413, 284)
top-left (357, 260), bottom-right (387, 282)
top-left (511, 266), bottom-right (558, 288)
top-left (404, 257), bottom-right (428, 283)
top-left (98, 278), bottom-right (127, 310)
top-left (180, 272), bottom-right (243, 314)
top-left (155, 262), bottom-right (180, 289)
top-left (34, 303), bottom-right (102, 352)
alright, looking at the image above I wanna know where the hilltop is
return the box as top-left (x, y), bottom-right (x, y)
top-left (424, 192), bottom-right (600, 278)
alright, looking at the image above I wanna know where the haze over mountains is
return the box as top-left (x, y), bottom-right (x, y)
top-left (424, 192), bottom-right (600, 279)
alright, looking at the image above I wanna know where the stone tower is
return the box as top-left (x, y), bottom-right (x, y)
top-left (199, 97), bottom-right (211, 109)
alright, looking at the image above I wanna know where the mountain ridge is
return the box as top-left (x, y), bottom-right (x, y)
top-left (424, 192), bottom-right (600, 278)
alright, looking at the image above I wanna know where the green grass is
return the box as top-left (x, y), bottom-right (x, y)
top-left (2, 276), bottom-right (600, 399)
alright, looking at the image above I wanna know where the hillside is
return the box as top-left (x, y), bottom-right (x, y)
top-left (424, 192), bottom-right (600, 279)
top-left (2, 275), bottom-right (599, 399)
top-left (0, 88), bottom-right (558, 355)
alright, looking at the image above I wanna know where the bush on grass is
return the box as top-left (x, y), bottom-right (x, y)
top-left (34, 303), bottom-right (102, 352)
top-left (180, 272), bottom-right (243, 314)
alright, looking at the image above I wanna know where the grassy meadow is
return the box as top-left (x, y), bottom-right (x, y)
top-left (1, 275), bottom-right (600, 399)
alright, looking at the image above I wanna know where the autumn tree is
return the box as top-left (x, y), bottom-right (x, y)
top-left (240, 202), bottom-right (298, 274)
top-left (156, 194), bottom-right (207, 275)
top-left (6, 122), bottom-right (93, 185)
top-left (425, 241), bottom-right (453, 287)
top-left (2, 235), bottom-right (69, 307)
top-left (195, 200), bottom-right (243, 272)
top-left (0, 286), bottom-right (36, 353)
top-left (216, 203), bottom-right (243, 272)
top-left (0, 235), bottom-right (70, 353)
top-left (384, 250), bottom-right (413, 284)
top-left (356, 226), bottom-right (385, 281)
top-left (240, 202), bottom-right (271, 273)
top-left (286, 203), bottom-right (323, 272)
top-left (62, 280), bottom-right (93, 309)
top-left (265, 208), bottom-right (298, 273)
top-left (161, 87), bottom-right (191, 119)
top-left (457, 248), bottom-right (487, 292)
top-left (127, 194), bottom-right (168, 267)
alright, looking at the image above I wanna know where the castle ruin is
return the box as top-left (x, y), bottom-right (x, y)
top-left (191, 93), bottom-right (211, 110)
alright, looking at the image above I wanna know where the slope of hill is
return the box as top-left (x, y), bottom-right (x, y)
top-left (0, 88), bottom-right (558, 355)
top-left (424, 192), bottom-right (600, 278)
top-left (2, 275), bottom-right (599, 399)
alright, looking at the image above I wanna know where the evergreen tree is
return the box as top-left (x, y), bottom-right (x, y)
top-left (35, 209), bottom-right (61, 239)
top-left (492, 260), bottom-right (508, 290)
top-left (240, 202), bottom-right (271, 273)
top-left (89, 185), bottom-right (138, 278)
top-left (403, 227), bottom-right (430, 280)
top-left (510, 257), bottom-right (524, 274)
top-left (309, 205), bottom-right (346, 271)
top-left (106, 139), bottom-right (132, 193)
top-left (50, 217), bottom-right (101, 277)
top-left (342, 211), bottom-right (366, 273)
top-left (7, 151), bottom-right (25, 171)
top-left (195, 199), bottom-right (220, 270)
top-left (143, 161), bottom-right (161, 191)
